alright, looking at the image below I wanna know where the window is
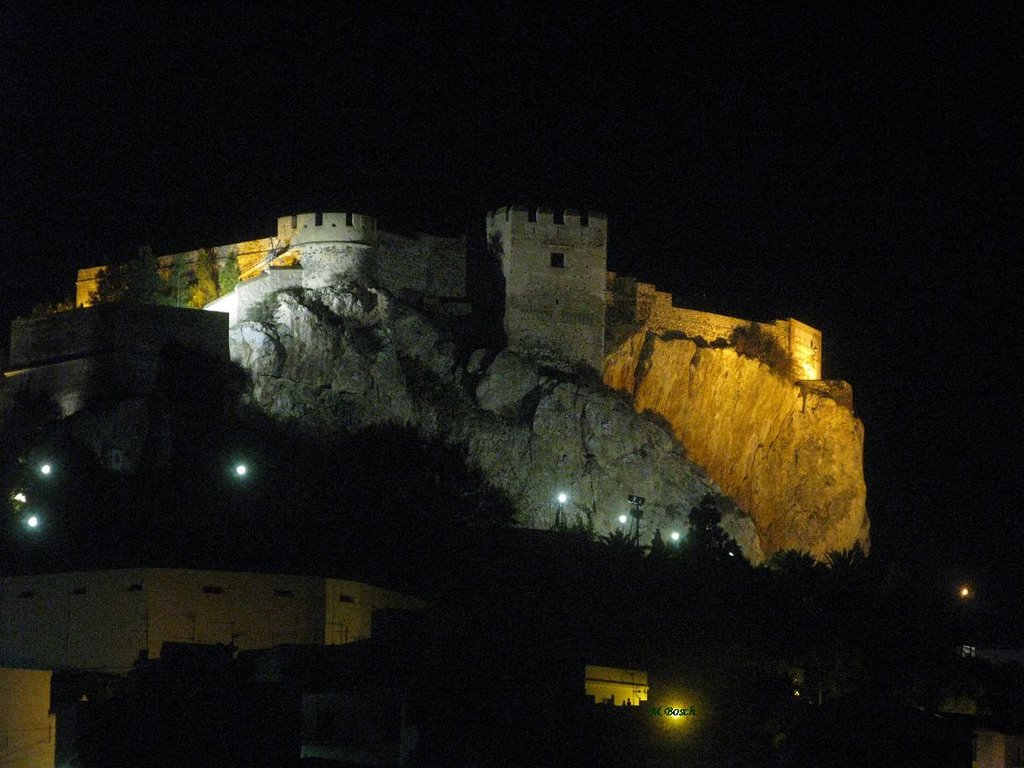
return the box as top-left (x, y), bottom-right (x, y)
top-left (274, 589), bottom-right (295, 598)
top-left (580, 210), bottom-right (589, 227)
top-left (550, 252), bottom-right (565, 269)
top-left (314, 212), bottom-right (323, 226)
top-left (202, 585), bottom-right (224, 595)
top-left (291, 214), bottom-right (298, 228)
top-left (127, 583), bottom-right (143, 592)
top-left (345, 212), bottom-right (353, 226)
top-left (338, 595), bottom-right (354, 603)
top-left (527, 207), bottom-right (537, 223)
top-left (553, 210), bottom-right (564, 224)
top-left (106, 447), bottom-right (125, 471)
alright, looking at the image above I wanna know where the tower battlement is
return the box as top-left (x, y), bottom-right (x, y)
top-left (277, 211), bottom-right (379, 247)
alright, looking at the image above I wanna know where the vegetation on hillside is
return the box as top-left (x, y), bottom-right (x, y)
top-left (730, 321), bottom-right (795, 378)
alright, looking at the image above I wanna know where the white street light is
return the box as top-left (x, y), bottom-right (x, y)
top-left (26, 515), bottom-right (39, 529)
top-left (670, 531), bottom-right (680, 542)
top-left (557, 492), bottom-right (568, 504)
top-left (235, 464), bottom-right (247, 477)
top-left (618, 514), bottom-right (628, 524)
top-left (40, 463), bottom-right (52, 476)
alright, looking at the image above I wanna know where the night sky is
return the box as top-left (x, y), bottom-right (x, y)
top-left (2, 8), bottom-right (1021, 582)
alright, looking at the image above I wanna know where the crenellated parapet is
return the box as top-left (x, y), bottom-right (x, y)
top-left (276, 211), bottom-right (379, 247)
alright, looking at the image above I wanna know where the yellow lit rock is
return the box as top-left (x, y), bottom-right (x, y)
top-left (604, 330), bottom-right (868, 559)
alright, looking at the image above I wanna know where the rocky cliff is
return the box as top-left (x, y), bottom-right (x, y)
top-left (603, 329), bottom-right (869, 558)
top-left (228, 283), bottom-right (763, 559)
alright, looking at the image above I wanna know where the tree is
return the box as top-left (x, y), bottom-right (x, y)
top-left (167, 253), bottom-right (190, 307)
top-left (218, 250), bottom-right (240, 295)
top-left (685, 493), bottom-right (740, 557)
top-left (89, 256), bottom-right (167, 305)
top-left (189, 249), bottom-right (219, 308)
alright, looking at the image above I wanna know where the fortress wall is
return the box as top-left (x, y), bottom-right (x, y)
top-left (9, 304), bottom-right (228, 368)
top-left (375, 232), bottom-right (466, 300)
top-left (75, 238), bottom-right (276, 308)
top-left (236, 267), bottom-right (304, 323)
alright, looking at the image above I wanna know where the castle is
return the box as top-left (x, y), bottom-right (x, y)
top-left (71, 207), bottom-right (823, 380)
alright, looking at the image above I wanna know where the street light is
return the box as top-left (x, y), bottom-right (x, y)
top-left (670, 531), bottom-right (680, 542)
top-left (554, 492), bottom-right (568, 530)
top-left (627, 495), bottom-right (645, 544)
top-left (25, 515), bottom-right (40, 529)
top-left (39, 463), bottom-right (52, 476)
top-left (234, 463), bottom-right (247, 477)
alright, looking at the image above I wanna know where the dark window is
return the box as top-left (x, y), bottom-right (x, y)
top-left (291, 214), bottom-right (297, 228)
top-left (72, 587), bottom-right (87, 595)
top-left (345, 212), bottom-right (353, 226)
top-left (274, 589), bottom-right (295, 598)
top-left (338, 595), bottom-right (354, 603)
top-left (18, 590), bottom-right (34, 598)
top-left (550, 252), bottom-right (565, 268)
top-left (127, 583), bottom-right (143, 592)
top-left (202, 585), bottom-right (224, 595)
top-left (315, 212), bottom-right (323, 226)
top-left (528, 207), bottom-right (537, 223)
top-left (580, 210), bottom-right (589, 227)
top-left (553, 210), bottom-right (564, 224)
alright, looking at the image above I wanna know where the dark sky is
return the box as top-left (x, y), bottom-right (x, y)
top-left (2, 6), bottom-right (1021, 574)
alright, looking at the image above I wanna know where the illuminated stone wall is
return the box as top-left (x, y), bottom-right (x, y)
top-left (487, 206), bottom-right (607, 370)
top-left (606, 273), bottom-right (823, 380)
top-left (0, 668), bottom-right (55, 768)
top-left (0, 569), bottom-right (426, 674)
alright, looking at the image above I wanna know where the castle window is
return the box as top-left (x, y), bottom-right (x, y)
top-left (315, 212), bottom-right (323, 226)
top-left (202, 585), bottom-right (224, 595)
top-left (291, 214), bottom-right (297, 229)
top-left (528, 207), bottom-right (538, 223)
top-left (550, 252), bottom-right (565, 269)
top-left (127, 583), bottom-right (143, 592)
top-left (553, 210), bottom-right (564, 224)
top-left (580, 210), bottom-right (589, 227)
top-left (338, 594), bottom-right (354, 603)
top-left (106, 447), bottom-right (124, 471)
top-left (345, 212), bottom-right (353, 226)
top-left (274, 589), bottom-right (295, 598)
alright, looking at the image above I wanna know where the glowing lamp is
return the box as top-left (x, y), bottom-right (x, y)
top-left (13, 492), bottom-right (27, 503)
top-left (958, 585), bottom-right (972, 599)
top-left (26, 515), bottom-right (39, 529)
top-left (670, 531), bottom-right (680, 542)
top-left (235, 464), bottom-right (248, 477)
top-left (557, 493), bottom-right (568, 504)
top-left (618, 514), bottom-right (628, 524)
top-left (40, 463), bottom-right (52, 476)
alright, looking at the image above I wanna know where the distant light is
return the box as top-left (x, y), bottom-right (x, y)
top-left (235, 464), bottom-right (247, 477)
top-left (958, 585), bottom-right (972, 599)
top-left (618, 514), bottom-right (628, 524)
top-left (13, 492), bottom-right (27, 503)
top-left (26, 515), bottom-right (39, 529)
top-left (40, 463), bottom-right (52, 476)
top-left (670, 531), bottom-right (680, 542)
top-left (728, 551), bottom-right (735, 557)
top-left (557, 493), bottom-right (568, 504)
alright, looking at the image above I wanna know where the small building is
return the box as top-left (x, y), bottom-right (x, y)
top-left (0, 568), bottom-right (427, 674)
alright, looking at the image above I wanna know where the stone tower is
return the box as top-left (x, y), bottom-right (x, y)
top-left (486, 206), bottom-right (608, 370)
top-left (276, 212), bottom-right (379, 288)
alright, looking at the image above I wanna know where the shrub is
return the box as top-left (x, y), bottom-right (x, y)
top-left (730, 322), bottom-right (794, 378)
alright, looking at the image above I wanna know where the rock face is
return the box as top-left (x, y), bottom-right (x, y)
top-left (603, 330), bottom-right (869, 558)
top-left (229, 282), bottom-right (761, 558)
